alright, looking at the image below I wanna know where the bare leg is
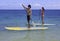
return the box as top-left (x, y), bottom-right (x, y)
top-left (28, 23), bottom-right (30, 28)
top-left (42, 20), bottom-right (44, 27)
top-left (42, 16), bottom-right (44, 27)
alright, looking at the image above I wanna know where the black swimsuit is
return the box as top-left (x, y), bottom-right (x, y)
top-left (27, 15), bottom-right (30, 23)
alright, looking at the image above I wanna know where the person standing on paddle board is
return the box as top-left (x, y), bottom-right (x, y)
top-left (22, 4), bottom-right (32, 28)
top-left (41, 7), bottom-right (45, 27)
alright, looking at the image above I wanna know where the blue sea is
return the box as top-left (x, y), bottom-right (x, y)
top-left (0, 10), bottom-right (60, 41)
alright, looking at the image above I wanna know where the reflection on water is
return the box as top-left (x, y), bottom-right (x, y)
top-left (21, 31), bottom-right (32, 41)
top-left (40, 30), bottom-right (46, 41)
top-left (13, 30), bottom-right (46, 41)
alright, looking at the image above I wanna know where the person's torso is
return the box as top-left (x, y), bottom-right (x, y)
top-left (41, 10), bottom-right (44, 16)
top-left (26, 8), bottom-right (31, 15)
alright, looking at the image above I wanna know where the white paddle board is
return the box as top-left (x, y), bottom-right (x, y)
top-left (33, 23), bottom-right (55, 25)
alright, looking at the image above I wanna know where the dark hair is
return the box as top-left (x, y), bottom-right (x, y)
top-left (28, 5), bottom-right (31, 8)
top-left (42, 7), bottom-right (44, 10)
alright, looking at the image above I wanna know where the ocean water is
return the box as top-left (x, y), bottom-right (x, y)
top-left (0, 10), bottom-right (60, 41)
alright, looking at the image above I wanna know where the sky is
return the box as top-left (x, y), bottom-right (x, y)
top-left (0, 0), bottom-right (60, 9)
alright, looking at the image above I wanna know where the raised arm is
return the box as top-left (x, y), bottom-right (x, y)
top-left (22, 4), bottom-right (27, 9)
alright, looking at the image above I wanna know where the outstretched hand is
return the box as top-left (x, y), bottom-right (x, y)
top-left (22, 4), bottom-right (24, 6)
top-left (22, 4), bottom-right (26, 9)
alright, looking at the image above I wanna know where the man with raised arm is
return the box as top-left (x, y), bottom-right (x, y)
top-left (22, 4), bottom-right (32, 28)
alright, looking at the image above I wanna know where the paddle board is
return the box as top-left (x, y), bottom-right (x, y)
top-left (33, 23), bottom-right (55, 25)
top-left (26, 23), bottom-right (55, 27)
top-left (5, 27), bottom-right (48, 30)
top-left (31, 21), bottom-right (56, 25)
